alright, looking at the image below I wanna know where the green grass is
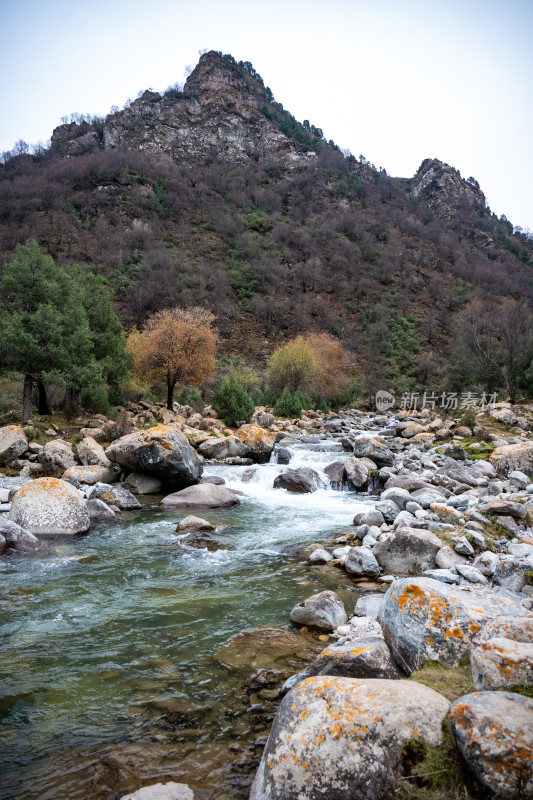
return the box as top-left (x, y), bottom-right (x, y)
top-left (407, 657), bottom-right (473, 702)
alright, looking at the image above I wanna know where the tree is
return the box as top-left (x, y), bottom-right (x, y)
top-left (268, 336), bottom-right (320, 394)
top-left (212, 376), bottom-right (254, 426)
top-left (128, 307), bottom-right (217, 409)
top-left (305, 333), bottom-right (351, 400)
top-left (0, 240), bottom-right (101, 420)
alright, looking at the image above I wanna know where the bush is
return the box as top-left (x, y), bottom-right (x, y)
top-left (176, 386), bottom-right (204, 410)
top-left (274, 387), bottom-right (312, 418)
top-left (81, 385), bottom-right (110, 414)
top-left (460, 408), bottom-right (476, 429)
top-left (212, 376), bottom-right (255, 427)
top-left (338, 375), bottom-right (366, 408)
top-left (107, 384), bottom-right (124, 407)
top-left (250, 386), bottom-right (277, 407)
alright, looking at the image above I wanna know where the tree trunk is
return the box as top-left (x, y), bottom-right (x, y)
top-left (37, 379), bottom-right (51, 415)
top-left (22, 374), bottom-right (33, 423)
top-left (65, 386), bottom-right (81, 418)
top-left (167, 379), bottom-right (176, 410)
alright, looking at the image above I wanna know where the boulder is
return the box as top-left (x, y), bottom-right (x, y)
top-left (77, 436), bottom-right (111, 467)
top-left (215, 626), bottom-right (322, 671)
top-left (448, 691), bottom-right (533, 797)
top-left (38, 440), bottom-right (75, 477)
top-left (401, 422), bottom-right (426, 438)
top-left (79, 426), bottom-right (106, 442)
top-left (123, 472), bottom-right (163, 495)
top-left (490, 407), bottom-right (518, 425)
top-left (9, 477), bottom-right (90, 535)
top-left (353, 593), bottom-right (384, 619)
top-left (492, 555), bottom-right (533, 591)
top-left (471, 637), bottom-right (533, 690)
top-left (87, 498), bottom-right (117, 521)
top-left (343, 457), bottom-right (368, 489)
top-left (105, 424), bottom-right (202, 487)
top-left (290, 638), bottom-right (402, 686)
top-left (235, 425), bottom-right (275, 463)
top-left (176, 515), bottom-right (216, 533)
top-left (351, 436), bottom-right (394, 467)
top-left (433, 459), bottom-right (478, 488)
top-left (250, 677), bottom-right (450, 800)
top-left (160, 484), bottom-right (240, 509)
top-left (374, 499), bottom-right (400, 523)
top-left (455, 564), bottom-right (488, 585)
top-left (344, 546), bottom-right (381, 578)
top-left (373, 528), bottom-right (442, 575)
top-left (435, 545), bottom-right (468, 569)
top-left (324, 461), bottom-right (344, 486)
top-left (490, 441), bottom-right (533, 477)
top-left (473, 551), bottom-right (499, 577)
top-left (121, 782), bottom-right (206, 800)
top-left (276, 448), bottom-right (291, 465)
top-left (308, 548), bottom-right (332, 564)
top-left (0, 425), bottom-right (28, 466)
top-left (197, 436), bottom-right (249, 460)
top-left (90, 484), bottom-right (141, 510)
top-left (289, 590), bottom-right (347, 632)
top-left (377, 577), bottom-right (524, 672)
top-left (0, 518), bottom-right (40, 552)
top-left (380, 486), bottom-right (410, 509)
top-left (273, 468), bottom-right (323, 493)
top-left (479, 615), bottom-right (533, 643)
top-left (477, 499), bottom-right (526, 520)
top-left (62, 464), bottom-right (119, 485)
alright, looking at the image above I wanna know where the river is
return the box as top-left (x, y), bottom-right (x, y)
top-left (0, 428), bottom-right (384, 799)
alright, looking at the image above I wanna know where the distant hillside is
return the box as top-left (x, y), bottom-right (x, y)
top-left (1, 51), bottom-right (532, 395)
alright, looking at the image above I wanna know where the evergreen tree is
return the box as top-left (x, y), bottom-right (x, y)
top-left (212, 376), bottom-right (254, 427)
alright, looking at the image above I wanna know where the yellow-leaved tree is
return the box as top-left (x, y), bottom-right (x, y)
top-left (128, 307), bottom-right (217, 409)
top-left (268, 333), bottom-right (352, 400)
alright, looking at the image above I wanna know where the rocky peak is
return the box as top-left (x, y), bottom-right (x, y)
top-left (409, 158), bottom-right (485, 219)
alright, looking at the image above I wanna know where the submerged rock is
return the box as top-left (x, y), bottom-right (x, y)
top-left (121, 782), bottom-right (208, 800)
top-left (215, 626), bottom-right (322, 671)
top-left (0, 518), bottom-right (41, 552)
top-left (273, 468), bottom-right (323, 493)
top-left (9, 477), bottom-right (90, 535)
top-left (250, 677), bottom-right (450, 800)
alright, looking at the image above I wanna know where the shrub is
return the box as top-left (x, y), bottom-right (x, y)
top-left (250, 387), bottom-right (277, 407)
top-left (81, 385), bottom-right (110, 415)
top-left (460, 408), bottom-right (476, 430)
top-left (268, 337), bottom-right (320, 393)
top-left (212, 376), bottom-right (255, 427)
top-left (274, 387), bottom-right (311, 418)
top-left (176, 386), bottom-right (204, 410)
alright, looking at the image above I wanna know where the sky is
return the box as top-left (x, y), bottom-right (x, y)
top-left (1, 0), bottom-right (532, 230)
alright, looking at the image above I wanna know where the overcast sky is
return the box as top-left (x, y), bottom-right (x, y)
top-left (1, 0), bottom-right (532, 230)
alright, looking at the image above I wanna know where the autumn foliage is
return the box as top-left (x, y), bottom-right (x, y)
top-left (128, 307), bottom-right (217, 409)
top-left (268, 333), bottom-right (351, 400)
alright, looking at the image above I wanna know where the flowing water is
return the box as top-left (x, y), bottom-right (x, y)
top-left (0, 432), bottom-right (384, 799)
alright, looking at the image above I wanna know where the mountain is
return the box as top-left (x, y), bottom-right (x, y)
top-left (1, 51), bottom-right (532, 394)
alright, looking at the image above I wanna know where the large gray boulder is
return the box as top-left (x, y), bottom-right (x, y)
top-left (352, 436), bottom-right (394, 467)
top-left (0, 425), bottom-right (28, 465)
top-left (290, 638), bottom-right (402, 685)
top-left (273, 468), bottom-right (323, 493)
top-left (38, 440), bottom-right (76, 477)
top-left (62, 464), bottom-right (119, 485)
top-left (489, 441), bottom-right (533, 477)
top-left (0, 518), bottom-right (41, 552)
top-left (448, 691), bottom-right (533, 797)
top-left (198, 436), bottom-right (249, 460)
top-left (77, 436), bottom-right (111, 467)
top-left (105, 424), bottom-right (202, 487)
top-left (378, 577), bottom-right (525, 672)
top-left (343, 457), bottom-right (368, 489)
top-left (90, 483), bottom-right (141, 510)
top-left (9, 477), bottom-right (90, 535)
top-left (373, 527), bottom-right (442, 575)
top-left (160, 483), bottom-right (240, 510)
top-left (250, 677), bottom-right (450, 800)
top-left (344, 546), bottom-right (381, 578)
top-left (289, 590), bottom-right (347, 632)
top-left (471, 637), bottom-right (533, 690)
top-left (121, 783), bottom-right (208, 800)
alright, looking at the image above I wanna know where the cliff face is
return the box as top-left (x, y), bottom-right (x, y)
top-left (51, 52), bottom-right (316, 167)
top-left (409, 158), bottom-right (485, 219)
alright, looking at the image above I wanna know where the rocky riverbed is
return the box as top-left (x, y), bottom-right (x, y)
top-left (1, 400), bottom-right (533, 799)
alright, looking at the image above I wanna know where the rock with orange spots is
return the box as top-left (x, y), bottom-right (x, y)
top-left (0, 425), bottom-right (28, 466)
top-left (372, 528), bottom-right (442, 575)
top-left (492, 555), bottom-right (533, 591)
top-left (352, 436), bottom-right (395, 467)
top-left (8, 477), bottom-right (90, 535)
top-left (250, 677), bottom-right (450, 800)
top-left (62, 464), bottom-right (119, 485)
top-left (448, 691), bottom-right (533, 797)
top-left (377, 577), bottom-right (524, 672)
top-left (290, 591), bottom-right (347, 632)
top-left (471, 637), bottom-right (533, 690)
top-left (105, 425), bottom-right (202, 487)
top-left (236, 425), bottom-right (275, 463)
top-left (37, 439), bottom-right (75, 477)
top-left (477, 499), bottom-right (527, 520)
top-left (490, 441), bottom-right (533, 477)
top-left (479, 615), bottom-right (533, 644)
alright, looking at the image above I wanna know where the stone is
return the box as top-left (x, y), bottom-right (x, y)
top-left (430, 502), bottom-right (464, 523)
top-left (454, 536), bottom-right (475, 556)
top-left (472, 551), bottom-right (499, 577)
top-left (198, 475), bottom-right (225, 485)
top-left (250, 677), bottom-right (450, 800)
top-left (471, 637), bottom-right (533, 690)
top-left (273, 468), bottom-right (323, 493)
top-left (448, 691), bottom-right (533, 797)
top-left (9, 477), bottom-right (90, 536)
top-left (377, 577), bottom-right (524, 672)
top-left (87, 498), bottom-right (117, 521)
top-left (492, 555), bottom-right (533, 591)
top-left (121, 782), bottom-right (202, 800)
top-left (401, 422), bottom-right (426, 438)
top-left (308, 548), bottom-right (332, 564)
top-left (380, 486), bottom-right (410, 509)
top-left (490, 407), bottom-right (518, 426)
top-left (344, 546), bottom-right (380, 578)
top-left (276, 448), bottom-right (291, 465)
top-left (410, 487), bottom-right (448, 508)
top-left (434, 459), bottom-right (479, 488)
top-left (374, 499), bottom-right (400, 523)
top-left (351, 436), bottom-right (394, 467)
top-left (455, 564), bottom-right (488, 585)
top-left (105, 424), bottom-right (202, 487)
top-left (324, 461), bottom-right (344, 486)
top-left (90, 484), bottom-right (141, 510)
top-left (289, 638), bottom-right (402, 687)
top-left (0, 425), bottom-right (28, 465)
top-left (0, 518), bottom-right (41, 552)
top-left (77, 436), bottom-right (111, 467)
top-left (179, 531), bottom-right (228, 551)
top-left (422, 568), bottom-right (460, 584)
top-left (289, 590), bottom-right (347, 632)
top-left (235, 425), bottom-right (275, 463)
top-left (197, 435), bottom-right (249, 460)
top-left (435, 545), bottom-right (468, 569)
top-left (160, 484), bottom-right (240, 509)
top-left (79, 426), bottom-right (106, 442)
top-left (510, 470), bottom-right (530, 490)
top-left (479, 616), bottom-right (533, 643)
top-left (490, 441), bottom-right (533, 477)
top-left (445, 444), bottom-right (468, 459)
top-left (354, 509), bottom-right (385, 527)
top-left (176, 515), bottom-right (215, 533)
top-left (373, 528), bottom-right (442, 575)
top-left (477, 500), bottom-right (526, 520)
top-left (342, 457), bottom-right (368, 489)
top-left (215, 626), bottom-right (322, 671)
top-left (62, 464), bottom-right (119, 485)
top-left (38, 440), bottom-right (75, 477)
top-left (123, 472), bottom-right (163, 494)
top-left (353, 593), bottom-right (383, 619)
